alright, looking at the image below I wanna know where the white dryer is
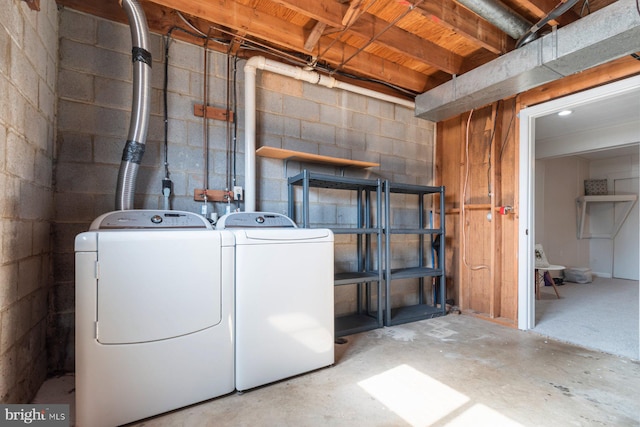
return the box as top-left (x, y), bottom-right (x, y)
top-left (217, 212), bottom-right (334, 391)
top-left (75, 210), bottom-right (235, 427)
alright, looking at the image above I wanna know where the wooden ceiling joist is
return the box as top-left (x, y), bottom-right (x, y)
top-left (342, 0), bottom-right (369, 27)
top-left (511, 0), bottom-right (581, 27)
top-left (347, 13), bottom-right (464, 75)
top-left (304, 21), bottom-right (328, 52)
top-left (415, 0), bottom-right (513, 54)
top-left (54, 0), bottom-right (615, 98)
top-left (147, 0), bottom-right (431, 92)
top-left (270, 0), bottom-right (346, 28)
top-left (228, 30), bottom-right (247, 56)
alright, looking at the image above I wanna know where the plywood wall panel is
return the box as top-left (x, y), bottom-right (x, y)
top-left (437, 118), bottom-right (463, 307)
top-left (436, 59), bottom-right (640, 327)
top-left (497, 98), bottom-right (518, 323)
top-left (438, 100), bottom-right (517, 324)
top-left (499, 213), bottom-right (518, 322)
top-left (437, 119), bottom-right (462, 209)
top-left (464, 106), bottom-right (493, 205)
top-left (462, 209), bottom-right (492, 314)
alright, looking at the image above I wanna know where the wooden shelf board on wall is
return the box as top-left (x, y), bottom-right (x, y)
top-left (256, 146), bottom-right (379, 168)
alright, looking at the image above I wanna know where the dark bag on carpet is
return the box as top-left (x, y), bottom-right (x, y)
top-left (543, 271), bottom-right (554, 287)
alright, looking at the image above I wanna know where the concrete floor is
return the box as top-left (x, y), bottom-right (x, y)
top-left (35, 314), bottom-right (640, 426)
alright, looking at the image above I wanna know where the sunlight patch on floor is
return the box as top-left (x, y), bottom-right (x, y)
top-left (358, 364), bottom-right (523, 426)
top-left (444, 403), bottom-right (524, 426)
top-left (358, 364), bottom-right (468, 426)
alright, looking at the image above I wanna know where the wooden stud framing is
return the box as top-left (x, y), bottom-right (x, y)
top-left (437, 58), bottom-right (639, 328)
top-left (304, 21), bottom-right (328, 52)
top-left (489, 102), bottom-right (498, 319)
top-left (440, 101), bottom-right (517, 325)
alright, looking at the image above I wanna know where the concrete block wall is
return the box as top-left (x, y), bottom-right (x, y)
top-left (257, 78), bottom-right (435, 216)
top-left (54, 8), bottom-right (238, 371)
top-left (53, 7), bottom-right (436, 367)
top-left (0, 1), bottom-right (58, 403)
top-left (255, 74), bottom-right (437, 314)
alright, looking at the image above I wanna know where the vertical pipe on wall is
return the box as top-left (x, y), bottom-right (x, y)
top-left (116, 0), bottom-right (152, 210)
top-left (244, 61), bottom-right (258, 212)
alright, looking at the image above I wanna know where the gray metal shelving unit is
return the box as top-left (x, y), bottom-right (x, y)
top-left (288, 170), bottom-right (384, 337)
top-left (384, 181), bottom-right (446, 326)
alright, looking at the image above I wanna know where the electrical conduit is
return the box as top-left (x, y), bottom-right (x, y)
top-left (243, 56), bottom-right (415, 212)
top-left (116, 0), bottom-right (152, 210)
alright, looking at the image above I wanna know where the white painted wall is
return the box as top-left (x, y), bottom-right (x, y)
top-left (589, 153), bottom-right (640, 277)
top-left (613, 177), bottom-right (640, 280)
top-left (535, 156), bottom-right (590, 270)
top-left (536, 152), bottom-right (639, 277)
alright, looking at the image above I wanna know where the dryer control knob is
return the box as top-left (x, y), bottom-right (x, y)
top-left (255, 216), bottom-right (265, 224)
top-left (151, 215), bottom-right (163, 224)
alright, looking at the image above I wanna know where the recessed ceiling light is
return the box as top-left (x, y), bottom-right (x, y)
top-left (558, 110), bottom-right (572, 116)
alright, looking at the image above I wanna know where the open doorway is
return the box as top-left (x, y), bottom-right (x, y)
top-left (518, 76), bottom-right (640, 359)
top-left (533, 148), bottom-right (639, 359)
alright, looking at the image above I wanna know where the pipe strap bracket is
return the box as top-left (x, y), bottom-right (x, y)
top-left (121, 140), bottom-right (146, 164)
top-left (132, 47), bottom-right (152, 67)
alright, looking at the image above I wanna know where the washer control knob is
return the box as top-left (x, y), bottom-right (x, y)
top-left (151, 215), bottom-right (163, 224)
top-left (255, 216), bottom-right (265, 224)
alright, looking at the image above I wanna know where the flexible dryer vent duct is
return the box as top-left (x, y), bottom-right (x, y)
top-left (456, 0), bottom-right (531, 39)
top-left (116, 0), bottom-right (152, 210)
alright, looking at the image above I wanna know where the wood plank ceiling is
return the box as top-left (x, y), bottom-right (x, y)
top-left (55, 0), bottom-right (617, 100)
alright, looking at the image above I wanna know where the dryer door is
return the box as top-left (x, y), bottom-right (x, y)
top-left (96, 230), bottom-right (223, 344)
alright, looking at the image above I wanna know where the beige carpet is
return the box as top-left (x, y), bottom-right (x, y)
top-left (533, 277), bottom-right (639, 360)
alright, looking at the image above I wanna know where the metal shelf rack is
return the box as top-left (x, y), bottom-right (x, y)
top-left (384, 181), bottom-right (446, 326)
top-left (288, 170), bottom-right (384, 337)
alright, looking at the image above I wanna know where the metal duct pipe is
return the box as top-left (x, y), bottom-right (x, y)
top-left (456, 0), bottom-right (532, 39)
top-left (415, 0), bottom-right (640, 122)
top-left (243, 56), bottom-right (415, 212)
top-left (116, 0), bottom-right (152, 210)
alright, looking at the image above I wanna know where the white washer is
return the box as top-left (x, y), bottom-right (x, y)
top-left (75, 210), bottom-right (235, 427)
top-left (217, 212), bottom-right (334, 391)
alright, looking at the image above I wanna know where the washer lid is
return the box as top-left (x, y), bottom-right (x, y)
top-left (216, 212), bottom-right (296, 229)
top-left (90, 210), bottom-right (212, 230)
top-left (95, 230), bottom-right (226, 344)
top-left (233, 228), bottom-right (334, 245)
